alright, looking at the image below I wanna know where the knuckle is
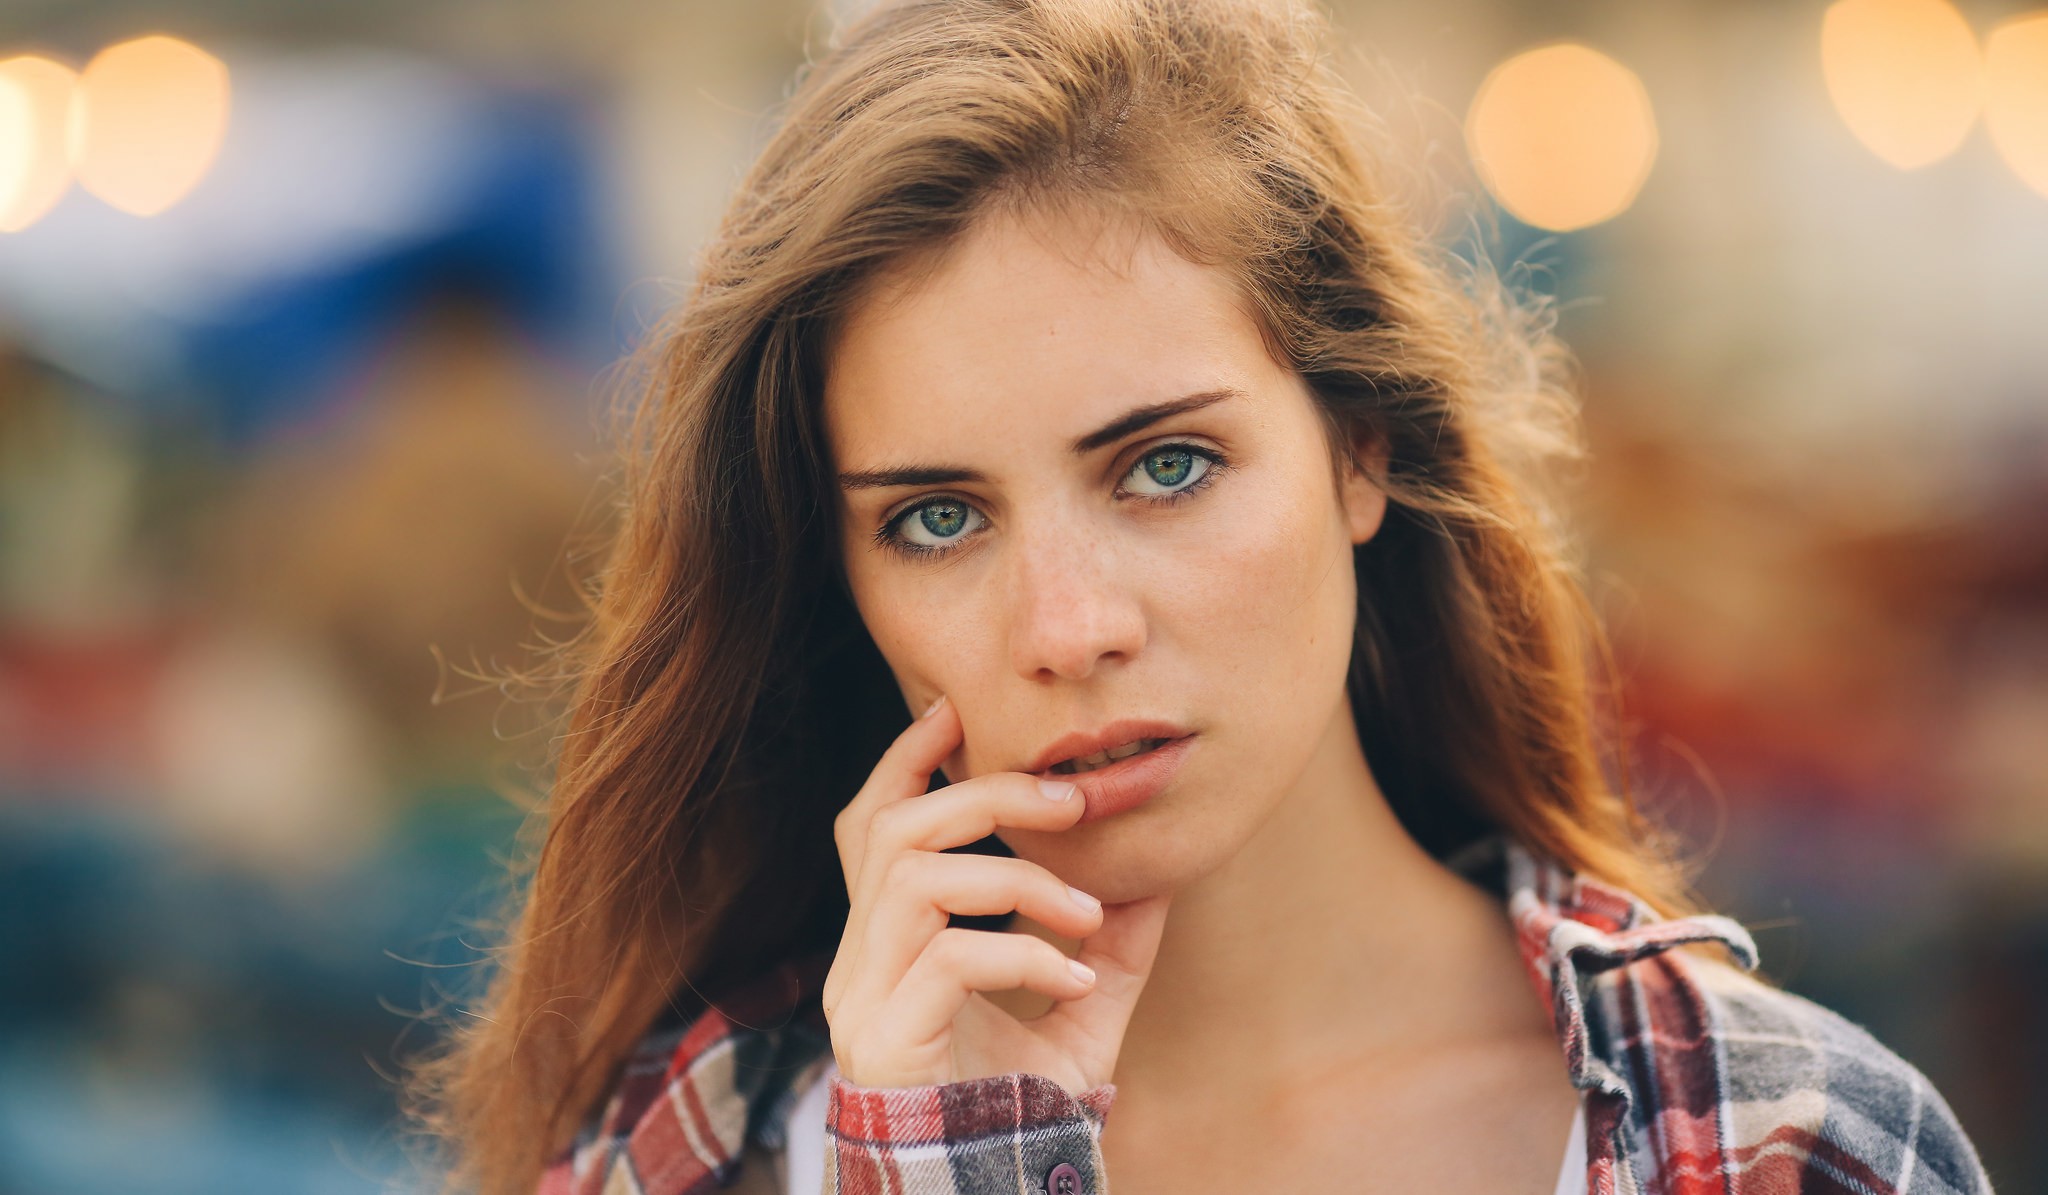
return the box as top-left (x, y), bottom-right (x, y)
top-left (1033, 938), bottom-right (1072, 969)
top-left (866, 802), bottom-right (907, 847)
top-left (982, 858), bottom-right (1036, 903)
top-left (928, 925), bottom-right (975, 964)
top-left (1018, 937), bottom-right (1062, 979)
top-left (877, 850), bottom-right (928, 897)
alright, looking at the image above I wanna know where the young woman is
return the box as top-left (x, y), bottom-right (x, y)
top-left (399, 1), bottom-right (1996, 1192)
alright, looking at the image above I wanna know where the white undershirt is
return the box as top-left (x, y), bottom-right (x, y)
top-left (781, 1059), bottom-right (1590, 1195)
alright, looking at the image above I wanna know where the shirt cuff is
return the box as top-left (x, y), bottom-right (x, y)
top-left (826, 1071), bottom-right (1115, 1194)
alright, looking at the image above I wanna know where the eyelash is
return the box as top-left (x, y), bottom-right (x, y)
top-left (871, 441), bottom-right (1232, 562)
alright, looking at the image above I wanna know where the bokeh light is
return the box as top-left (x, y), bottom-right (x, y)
top-left (0, 76), bottom-right (27, 223)
top-left (70, 34), bottom-right (230, 217)
top-left (0, 57), bottom-right (78, 233)
top-left (1983, 12), bottom-right (2048, 199)
top-left (0, 5), bottom-right (2044, 1192)
top-left (1464, 41), bottom-right (1658, 233)
top-left (1821, 0), bottom-right (1981, 170)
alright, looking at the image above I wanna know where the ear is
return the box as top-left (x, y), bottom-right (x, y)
top-left (1338, 433), bottom-right (1389, 546)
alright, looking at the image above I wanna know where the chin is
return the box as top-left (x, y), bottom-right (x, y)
top-left (999, 812), bottom-right (1222, 904)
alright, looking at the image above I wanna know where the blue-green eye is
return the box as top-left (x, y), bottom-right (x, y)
top-left (873, 441), bottom-right (1230, 561)
top-left (892, 498), bottom-right (987, 553)
top-left (1125, 445), bottom-right (1202, 495)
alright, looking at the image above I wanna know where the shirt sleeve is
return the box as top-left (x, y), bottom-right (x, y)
top-left (824, 1071), bottom-right (1116, 1195)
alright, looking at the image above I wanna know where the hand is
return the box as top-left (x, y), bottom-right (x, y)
top-left (820, 693), bottom-right (1173, 1094)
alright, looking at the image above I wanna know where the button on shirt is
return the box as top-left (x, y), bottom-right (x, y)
top-left (539, 835), bottom-right (1994, 1195)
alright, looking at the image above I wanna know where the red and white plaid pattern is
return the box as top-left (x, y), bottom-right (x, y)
top-left (539, 835), bottom-right (1994, 1194)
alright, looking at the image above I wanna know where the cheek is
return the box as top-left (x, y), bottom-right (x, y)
top-left (850, 568), bottom-right (982, 691)
top-left (1174, 474), bottom-right (1354, 657)
top-left (854, 582), bottom-right (990, 780)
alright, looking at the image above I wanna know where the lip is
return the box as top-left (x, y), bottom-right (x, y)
top-left (1024, 718), bottom-right (1194, 775)
top-left (1029, 728), bottom-right (1196, 826)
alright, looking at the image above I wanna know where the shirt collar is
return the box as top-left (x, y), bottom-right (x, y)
top-left (1468, 832), bottom-right (1760, 1106)
top-left (675, 831), bottom-right (1760, 1175)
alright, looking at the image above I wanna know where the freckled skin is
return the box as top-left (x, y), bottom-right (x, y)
top-left (825, 205), bottom-right (1387, 906)
top-left (823, 206), bottom-right (1583, 1194)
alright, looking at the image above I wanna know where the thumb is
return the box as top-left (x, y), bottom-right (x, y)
top-left (1033, 891), bottom-right (1172, 1066)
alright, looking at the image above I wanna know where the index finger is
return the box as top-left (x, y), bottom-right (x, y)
top-left (835, 692), bottom-right (961, 895)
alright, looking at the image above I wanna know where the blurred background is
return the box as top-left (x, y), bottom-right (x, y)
top-left (0, 0), bottom-right (2042, 1190)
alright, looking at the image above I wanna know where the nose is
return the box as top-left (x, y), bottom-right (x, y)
top-left (1004, 513), bottom-right (1147, 682)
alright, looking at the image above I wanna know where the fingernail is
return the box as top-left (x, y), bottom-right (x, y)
top-left (1067, 885), bottom-right (1100, 913)
top-left (1067, 958), bottom-right (1096, 984)
top-left (922, 693), bottom-right (947, 718)
top-left (1037, 779), bottom-right (1076, 801)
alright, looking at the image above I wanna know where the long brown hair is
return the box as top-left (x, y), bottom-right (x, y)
top-left (398, 0), bottom-right (1720, 1190)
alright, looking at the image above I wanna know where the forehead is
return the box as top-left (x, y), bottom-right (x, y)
top-left (822, 206), bottom-right (1274, 457)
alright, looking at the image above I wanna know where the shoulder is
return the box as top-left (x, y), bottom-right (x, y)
top-left (1583, 948), bottom-right (1993, 1194)
top-left (540, 948), bottom-right (837, 1195)
top-left (1495, 834), bottom-right (1993, 1194)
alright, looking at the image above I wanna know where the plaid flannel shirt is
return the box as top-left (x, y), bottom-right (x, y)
top-left (538, 835), bottom-right (1994, 1195)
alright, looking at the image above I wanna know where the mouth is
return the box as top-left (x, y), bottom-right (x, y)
top-left (1023, 718), bottom-right (1195, 779)
top-left (1045, 737), bottom-right (1177, 775)
top-left (1019, 718), bottom-right (1196, 822)
top-left (1032, 732), bottom-right (1197, 825)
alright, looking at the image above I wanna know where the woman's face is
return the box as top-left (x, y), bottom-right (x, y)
top-left (824, 205), bottom-right (1386, 903)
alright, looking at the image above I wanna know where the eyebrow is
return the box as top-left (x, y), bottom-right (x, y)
top-left (835, 387), bottom-right (1244, 492)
